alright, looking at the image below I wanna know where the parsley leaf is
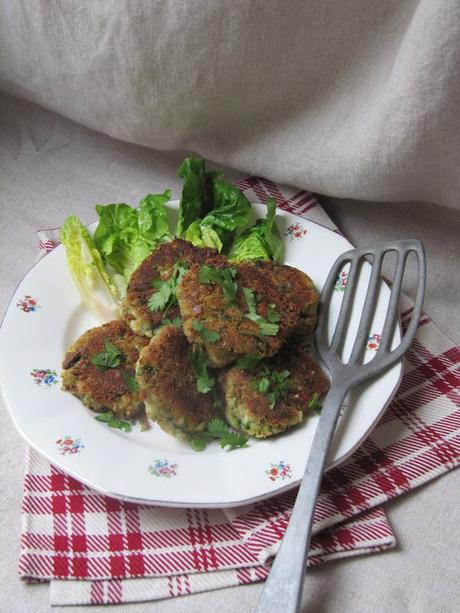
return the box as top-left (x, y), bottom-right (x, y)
top-left (267, 303), bottom-right (281, 323)
top-left (158, 316), bottom-right (182, 329)
top-left (191, 435), bottom-right (208, 452)
top-left (122, 370), bottom-right (139, 392)
top-left (235, 355), bottom-right (263, 370)
top-left (188, 346), bottom-right (215, 393)
top-left (192, 320), bottom-right (220, 343)
top-left (148, 262), bottom-right (188, 313)
top-left (148, 282), bottom-right (173, 312)
top-left (243, 286), bottom-right (257, 313)
top-left (252, 317), bottom-right (279, 337)
top-left (308, 392), bottom-right (321, 412)
top-left (91, 340), bottom-right (123, 370)
top-left (251, 368), bottom-right (294, 410)
top-left (95, 411), bottom-right (132, 432)
top-left (199, 265), bottom-right (238, 303)
top-left (191, 418), bottom-right (248, 451)
top-left (242, 287), bottom-right (280, 337)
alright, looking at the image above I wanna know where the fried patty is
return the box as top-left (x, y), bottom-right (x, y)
top-left (176, 259), bottom-right (319, 368)
top-left (121, 238), bottom-right (227, 337)
top-left (221, 346), bottom-right (329, 438)
top-left (135, 326), bottom-right (219, 442)
top-left (61, 320), bottom-right (148, 418)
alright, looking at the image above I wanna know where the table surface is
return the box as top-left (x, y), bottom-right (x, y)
top-left (1, 93), bottom-right (459, 613)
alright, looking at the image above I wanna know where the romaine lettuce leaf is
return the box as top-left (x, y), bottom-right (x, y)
top-left (60, 216), bottom-right (120, 323)
top-left (93, 189), bottom-right (172, 281)
top-left (228, 197), bottom-right (283, 264)
top-left (185, 220), bottom-right (223, 251)
top-left (176, 158), bottom-right (251, 253)
top-left (176, 158), bottom-right (214, 237)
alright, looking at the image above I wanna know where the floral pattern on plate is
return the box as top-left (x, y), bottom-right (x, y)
top-left (16, 295), bottom-right (41, 313)
top-left (148, 459), bottom-right (178, 478)
top-left (285, 223), bottom-right (308, 241)
top-left (56, 436), bottom-right (85, 455)
top-left (265, 460), bottom-right (293, 482)
top-left (367, 333), bottom-right (382, 351)
top-left (30, 368), bottom-right (58, 387)
top-left (334, 270), bottom-right (348, 292)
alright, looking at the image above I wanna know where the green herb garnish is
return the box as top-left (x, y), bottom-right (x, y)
top-left (308, 392), bottom-right (321, 412)
top-left (267, 303), bottom-right (281, 323)
top-left (191, 418), bottom-right (248, 451)
top-left (192, 320), bottom-right (220, 343)
top-left (95, 411), bottom-right (132, 432)
top-left (148, 262), bottom-right (188, 314)
top-left (242, 287), bottom-right (280, 337)
top-left (91, 340), bottom-right (124, 370)
top-left (251, 368), bottom-right (294, 409)
top-left (235, 355), bottom-right (263, 370)
top-left (188, 346), bottom-right (215, 393)
top-left (198, 265), bottom-right (238, 303)
top-left (158, 316), bottom-right (182, 329)
top-left (122, 370), bottom-right (139, 392)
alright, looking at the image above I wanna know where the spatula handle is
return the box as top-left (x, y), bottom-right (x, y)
top-left (254, 384), bottom-right (348, 613)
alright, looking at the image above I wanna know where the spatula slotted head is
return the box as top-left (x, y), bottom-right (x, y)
top-left (315, 240), bottom-right (426, 385)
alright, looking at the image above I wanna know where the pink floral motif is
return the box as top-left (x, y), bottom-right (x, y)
top-left (285, 223), bottom-right (308, 241)
top-left (17, 295), bottom-right (41, 313)
top-left (367, 333), bottom-right (382, 351)
top-left (265, 460), bottom-right (293, 482)
top-left (334, 270), bottom-right (348, 292)
top-left (31, 368), bottom-right (58, 387)
top-left (56, 436), bottom-right (85, 455)
top-left (148, 459), bottom-right (178, 478)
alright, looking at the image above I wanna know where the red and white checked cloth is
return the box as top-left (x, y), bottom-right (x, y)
top-left (21, 178), bottom-right (460, 606)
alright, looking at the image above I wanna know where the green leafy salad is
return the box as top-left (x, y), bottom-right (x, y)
top-left (61, 157), bottom-right (283, 323)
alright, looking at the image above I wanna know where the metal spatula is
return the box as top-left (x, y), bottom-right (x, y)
top-left (255, 239), bottom-right (426, 613)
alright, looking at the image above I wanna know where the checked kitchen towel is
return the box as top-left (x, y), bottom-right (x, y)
top-left (19, 179), bottom-right (460, 606)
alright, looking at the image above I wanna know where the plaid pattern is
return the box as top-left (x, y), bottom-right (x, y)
top-left (20, 178), bottom-right (460, 606)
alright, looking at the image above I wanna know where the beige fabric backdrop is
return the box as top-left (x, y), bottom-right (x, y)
top-left (1, 0), bottom-right (459, 208)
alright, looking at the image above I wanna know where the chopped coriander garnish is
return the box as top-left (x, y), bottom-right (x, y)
top-left (148, 281), bottom-right (173, 312)
top-left (192, 320), bottom-right (220, 343)
top-left (95, 411), bottom-right (132, 432)
top-left (251, 368), bottom-right (294, 410)
top-left (122, 370), bottom-right (139, 392)
top-left (188, 346), bottom-right (215, 393)
top-left (148, 262), bottom-right (188, 314)
top-left (242, 287), bottom-right (280, 337)
top-left (267, 303), bottom-right (281, 323)
top-left (308, 392), bottom-right (321, 412)
top-left (91, 340), bottom-right (123, 370)
top-left (199, 265), bottom-right (238, 303)
top-left (158, 316), bottom-right (182, 329)
top-left (191, 418), bottom-right (248, 451)
top-left (243, 286), bottom-right (257, 313)
top-left (245, 313), bottom-right (279, 337)
top-left (235, 355), bottom-right (263, 370)
top-left (191, 435), bottom-right (208, 452)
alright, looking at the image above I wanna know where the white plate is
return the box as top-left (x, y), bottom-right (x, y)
top-left (0, 202), bottom-right (402, 508)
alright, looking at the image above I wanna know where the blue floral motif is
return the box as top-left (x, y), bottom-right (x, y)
top-left (31, 368), bottom-right (58, 387)
top-left (148, 459), bottom-right (178, 478)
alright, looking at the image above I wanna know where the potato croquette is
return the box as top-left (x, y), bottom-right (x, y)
top-left (221, 346), bottom-right (329, 438)
top-left (176, 259), bottom-right (319, 368)
top-left (121, 238), bottom-right (227, 337)
top-left (61, 320), bottom-right (148, 418)
top-left (135, 326), bottom-right (219, 442)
